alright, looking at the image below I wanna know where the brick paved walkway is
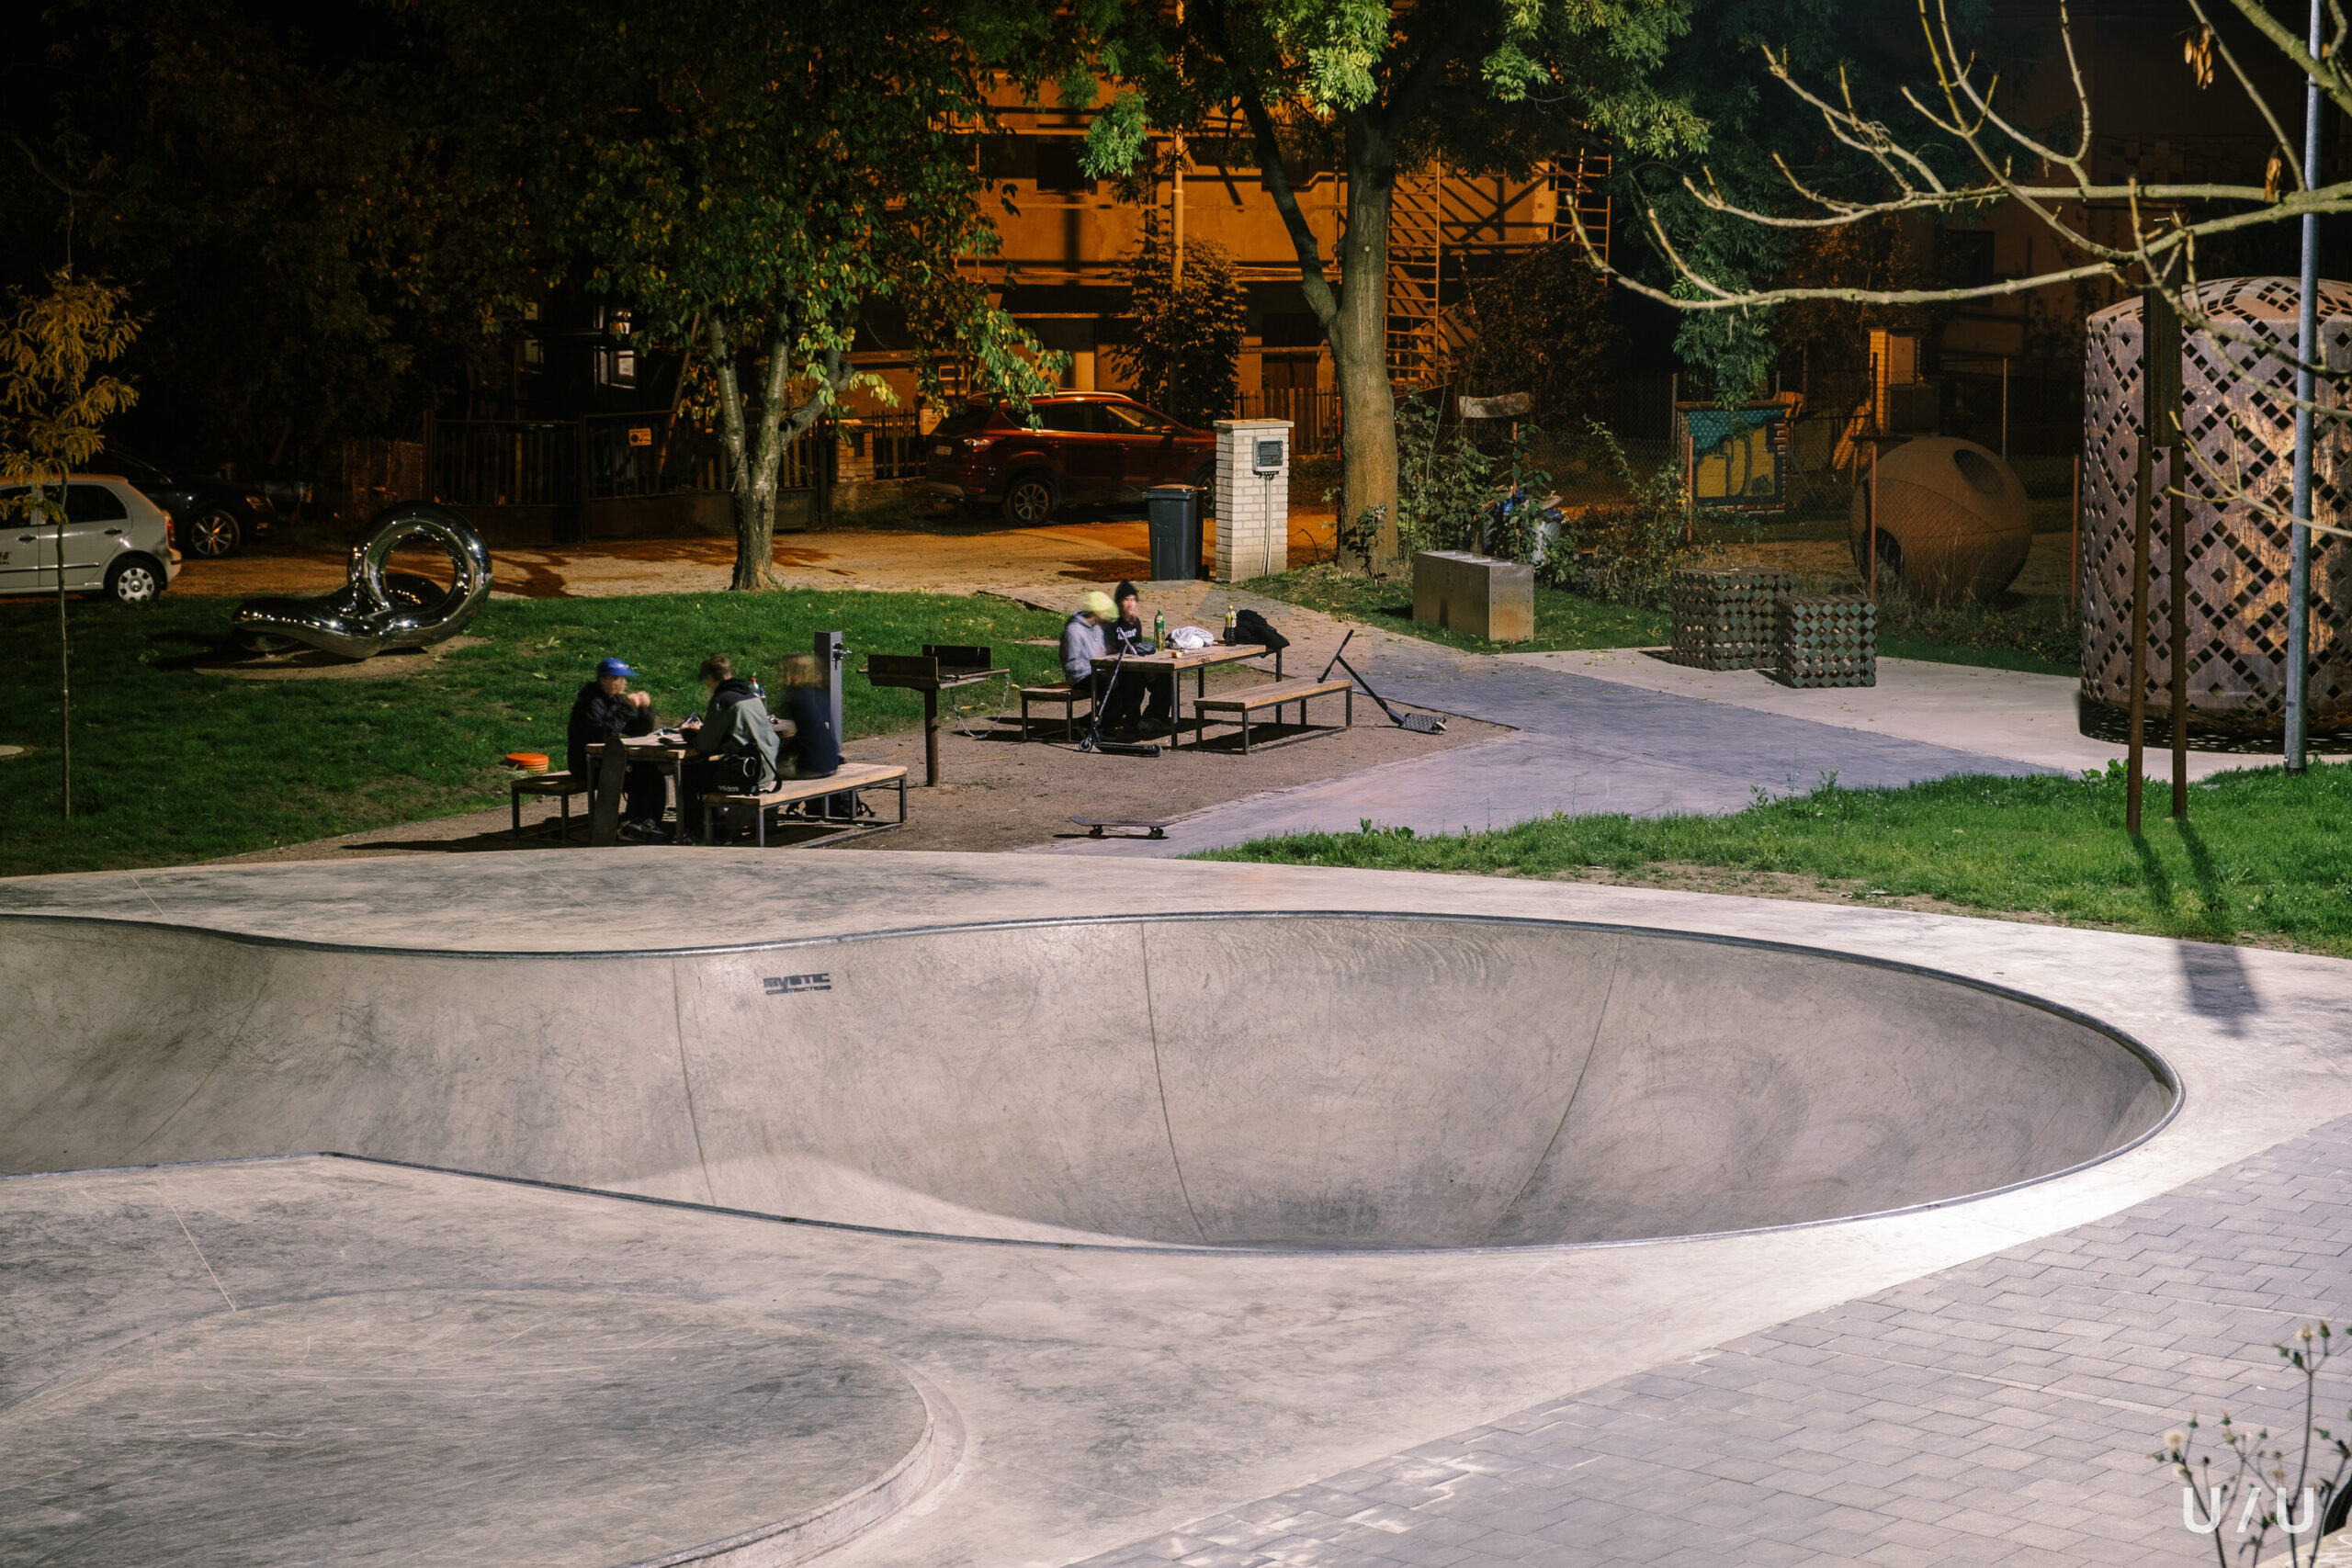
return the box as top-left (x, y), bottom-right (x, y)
top-left (1084, 1115), bottom-right (2352, 1568)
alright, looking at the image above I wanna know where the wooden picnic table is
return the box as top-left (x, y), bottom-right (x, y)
top-left (582, 734), bottom-right (693, 844)
top-left (1088, 642), bottom-right (1283, 749)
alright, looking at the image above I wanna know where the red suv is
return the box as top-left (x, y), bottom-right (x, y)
top-left (925, 393), bottom-right (1216, 524)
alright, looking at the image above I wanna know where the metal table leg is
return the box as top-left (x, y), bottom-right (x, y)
top-left (922, 689), bottom-right (941, 786)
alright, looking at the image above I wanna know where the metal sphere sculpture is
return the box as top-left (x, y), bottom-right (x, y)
top-left (1848, 436), bottom-right (2032, 603)
top-left (2081, 277), bottom-right (2352, 738)
top-left (234, 503), bottom-right (492, 660)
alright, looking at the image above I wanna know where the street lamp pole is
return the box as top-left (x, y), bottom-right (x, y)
top-left (2286, 0), bottom-right (2321, 772)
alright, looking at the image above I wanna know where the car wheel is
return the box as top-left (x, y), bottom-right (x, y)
top-left (105, 557), bottom-right (164, 604)
top-left (186, 508), bottom-right (242, 558)
top-left (1002, 473), bottom-right (1058, 525)
top-left (1190, 461), bottom-right (1216, 516)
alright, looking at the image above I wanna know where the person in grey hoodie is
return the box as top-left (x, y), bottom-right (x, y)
top-left (679, 653), bottom-right (781, 840)
top-left (1062, 589), bottom-right (1154, 731)
top-left (1061, 590), bottom-right (1114, 682)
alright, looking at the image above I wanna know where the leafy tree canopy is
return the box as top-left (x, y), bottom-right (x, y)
top-left (421, 0), bottom-right (1091, 585)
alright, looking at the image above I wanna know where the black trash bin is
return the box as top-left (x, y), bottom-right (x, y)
top-left (1144, 484), bottom-right (1204, 581)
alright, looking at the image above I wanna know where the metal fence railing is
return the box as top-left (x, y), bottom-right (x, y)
top-left (842, 409), bottom-right (928, 480)
top-left (1234, 389), bottom-right (1340, 454)
top-left (427, 413), bottom-right (823, 509)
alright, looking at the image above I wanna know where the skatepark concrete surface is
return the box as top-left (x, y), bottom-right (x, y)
top-left (6, 852), bottom-right (2352, 1566)
top-left (1036, 616), bottom-right (2334, 859)
top-left (1038, 629), bottom-right (2062, 857)
top-left (1506, 647), bottom-right (2352, 781)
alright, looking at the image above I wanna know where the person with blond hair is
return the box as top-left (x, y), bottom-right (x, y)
top-left (772, 652), bottom-right (841, 780)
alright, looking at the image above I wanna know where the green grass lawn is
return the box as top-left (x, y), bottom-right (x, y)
top-left (1250, 563), bottom-right (2078, 673)
top-left (1204, 762), bottom-right (2352, 955)
top-left (0, 589), bottom-right (1068, 877)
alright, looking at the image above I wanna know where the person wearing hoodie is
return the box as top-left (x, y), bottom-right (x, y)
top-left (1062, 588), bottom-right (1152, 733)
top-left (678, 653), bottom-right (781, 840)
top-left (1105, 579), bottom-right (1169, 731)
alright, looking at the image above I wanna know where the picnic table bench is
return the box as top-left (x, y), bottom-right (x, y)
top-left (1080, 641), bottom-right (1282, 748)
top-left (510, 769), bottom-right (592, 840)
top-left (1193, 677), bottom-right (1353, 753)
top-left (1019, 681), bottom-right (1095, 740)
top-left (699, 761), bottom-right (910, 846)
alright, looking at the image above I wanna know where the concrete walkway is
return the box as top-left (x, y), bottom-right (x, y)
top-left (1081, 1109), bottom-right (2352, 1568)
top-left (1037, 604), bottom-right (2327, 859)
top-left (1516, 647), bottom-right (2336, 782)
top-left (1039, 633), bottom-right (2055, 858)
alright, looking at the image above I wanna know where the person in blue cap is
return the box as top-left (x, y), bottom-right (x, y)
top-left (567, 657), bottom-right (666, 837)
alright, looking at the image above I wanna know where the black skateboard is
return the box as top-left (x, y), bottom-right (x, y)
top-left (1071, 818), bottom-right (1170, 840)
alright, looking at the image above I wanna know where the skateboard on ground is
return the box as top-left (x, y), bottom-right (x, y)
top-left (1071, 818), bottom-right (1170, 840)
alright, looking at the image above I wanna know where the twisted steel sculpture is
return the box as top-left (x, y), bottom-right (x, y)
top-left (234, 503), bottom-right (492, 660)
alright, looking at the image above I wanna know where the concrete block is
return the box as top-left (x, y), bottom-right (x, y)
top-left (1413, 551), bottom-right (1534, 643)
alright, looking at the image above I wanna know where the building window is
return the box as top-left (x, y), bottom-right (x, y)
top-left (595, 347), bottom-right (638, 387)
top-left (1034, 137), bottom-right (1096, 193)
top-left (979, 136), bottom-right (1037, 182)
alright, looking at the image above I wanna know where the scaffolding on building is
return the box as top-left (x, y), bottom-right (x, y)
top-left (1550, 148), bottom-right (1611, 266)
top-left (1386, 166), bottom-right (1445, 389)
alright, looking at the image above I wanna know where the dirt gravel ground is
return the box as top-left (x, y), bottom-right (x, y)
top-left (171, 507), bottom-right (1341, 601)
top-left (206, 587), bottom-right (1500, 864)
top-left (211, 692), bottom-right (1500, 863)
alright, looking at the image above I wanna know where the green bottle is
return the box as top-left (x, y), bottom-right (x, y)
top-left (1153, 610), bottom-right (1166, 651)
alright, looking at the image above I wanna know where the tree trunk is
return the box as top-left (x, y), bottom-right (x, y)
top-left (1333, 116), bottom-right (1399, 566)
top-left (709, 315), bottom-right (789, 591)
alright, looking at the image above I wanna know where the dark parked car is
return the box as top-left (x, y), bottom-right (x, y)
top-left (924, 393), bottom-right (1216, 524)
top-left (90, 448), bottom-right (277, 558)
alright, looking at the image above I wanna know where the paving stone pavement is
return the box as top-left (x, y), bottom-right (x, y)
top-left (1080, 1114), bottom-right (2352, 1568)
top-left (1041, 637), bottom-right (2052, 857)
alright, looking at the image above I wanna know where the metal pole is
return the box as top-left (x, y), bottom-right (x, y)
top-left (53, 473), bottom-right (69, 819)
top-left (2286, 0), bottom-right (2322, 772)
top-left (2164, 307), bottom-right (2190, 818)
top-left (2001, 357), bottom-right (2010, 459)
top-left (2129, 288), bottom-right (2161, 834)
top-left (815, 629), bottom-right (845, 756)
top-left (1869, 443), bottom-right (1880, 601)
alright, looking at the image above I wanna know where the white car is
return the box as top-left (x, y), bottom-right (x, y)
top-left (0, 476), bottom-right (179, 604)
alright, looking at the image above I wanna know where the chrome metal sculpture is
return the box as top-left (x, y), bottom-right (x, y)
top-left (234, 503), bottom-right (492, 660)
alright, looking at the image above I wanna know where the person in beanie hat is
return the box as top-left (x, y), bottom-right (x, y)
top-left (1104, 580), bottom-right (1168, 731)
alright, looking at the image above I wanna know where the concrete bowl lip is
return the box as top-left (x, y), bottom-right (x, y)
top-left (3, 907), bottom-right (2184, 1262)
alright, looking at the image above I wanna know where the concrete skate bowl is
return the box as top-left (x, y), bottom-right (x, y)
top-left (0, 913), bottom-right (2176, 1250)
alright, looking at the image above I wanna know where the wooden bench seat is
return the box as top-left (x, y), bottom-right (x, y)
top-left (1192, 678), bottom-right (1353, 753)
top-left (699, 761), bottom-right (910, 846)
top-left (1019, 681), bottom-right (1095, 740)
top-left (510, 770), bottom-right (590, 840)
